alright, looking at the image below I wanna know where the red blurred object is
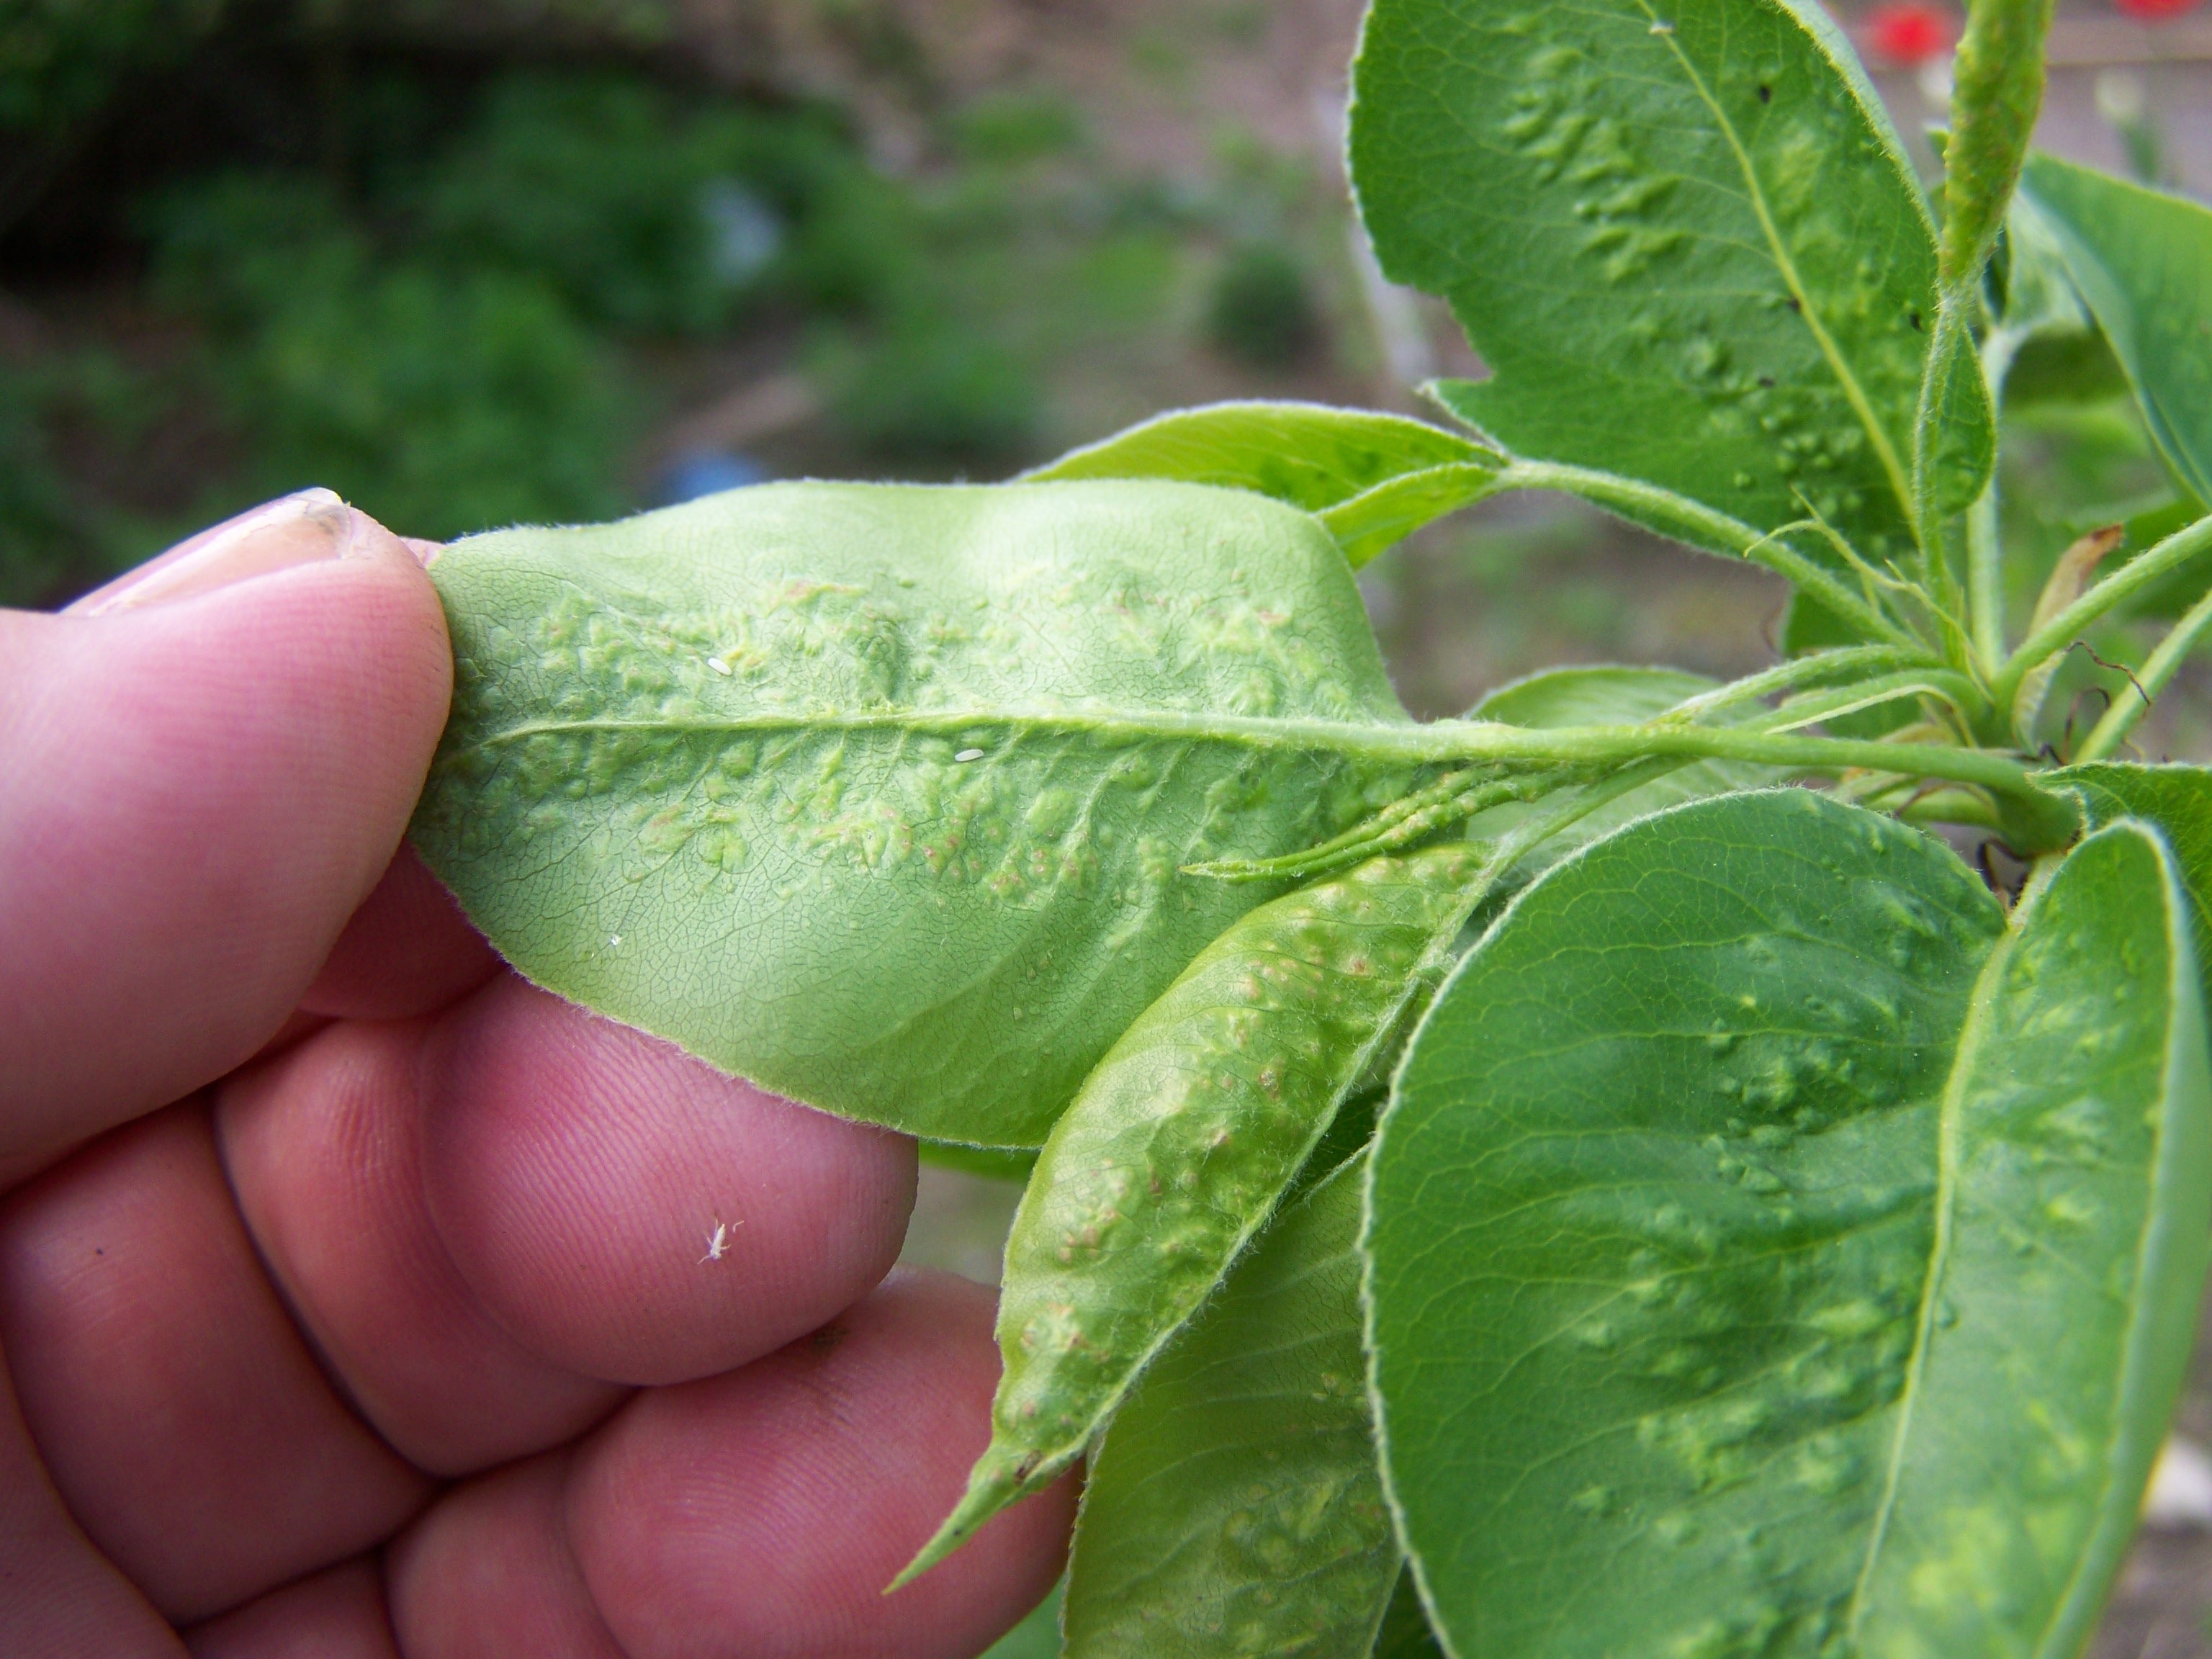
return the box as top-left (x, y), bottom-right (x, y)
top-left (2113, 0), bottom-right (2203, 19)
top-left (1863, 2), bottom-right (1961, 65)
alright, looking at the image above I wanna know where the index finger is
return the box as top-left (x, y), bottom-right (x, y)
top-left (0, 494), bottom-right (451, 1166)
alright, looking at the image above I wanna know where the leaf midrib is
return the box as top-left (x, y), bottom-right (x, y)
top-left (1631, 0), bottom-right (1919, 536)
top-left (463, 706), bottom-right (1442, 763)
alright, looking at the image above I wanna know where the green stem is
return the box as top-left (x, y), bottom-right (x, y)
top-left (1758, 668), bottom-right (1983, 733)
top-left (1494, 459), bottom-right (1923, 652)
top-left (1966, 325), bottom-right (2026, 670)
top-left (1663, 646), bottom-right (1920, 721)
top-left (1991, 510), bottom-right (2212, 709)
top-left (1899, 788), bottom-right (2003, 830)
top-left (1437, 723), bottom-right (2066, 842)
top-left (1911, 292), bottom-right (1979, 642)
top-left (2072, 584), bottom-right (2212, 761)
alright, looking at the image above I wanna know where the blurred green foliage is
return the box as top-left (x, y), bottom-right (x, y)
top-left (416, 73), bottom-right (876, 336)
top-left (148, 171), bottom-right (635, 539)
top-left (1207, 240), bottom-right (1317, 367)
top-left (0, 3), bottom-right (1336, 607)
top-left (0, 0), bottom-right (224, 134)
top-left (0, 359), bottom-right (88, 597)
top-left (0, 18), bottom-right (1048, 602)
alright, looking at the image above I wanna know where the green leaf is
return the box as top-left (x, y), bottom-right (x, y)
top-left (1470, 664), bottom-right (1715, 727)
top-left (2002, 330), bottom-right (2128, 410)
top-left (1350, 0), bottom-right (1992, 575)
top-left (411, 479), bottom-right (1416, 1148)
top-left (2018, 156), bottom-right (2212, 506)
top-left (1062, 1151), bottom-right (1398, 1658)
top-left (1369, 790), bottom-right (2212, 1658)
top-left (2053, 763), bottom-right (2212, 955)
top-left (1370, 1575), bottom-right (1446, 1659)
top-left (899, 846), bottom-right (1482, 1581)
top-left (1998, 189), bottom-right (2096, 348)
top-left (917, 1141), bottom-right (1039, 1182)
top-left (1023, 402), bottom-right (1503, 567)
top-left (982, 1581), bottom-right (1064, 1659)
top-left (1465, 665), bottom-right (1779, 870)
top-left (1938, 0), bottom-right (2055, 290)
top-left (1317, 465), bottom-right (1505, 570)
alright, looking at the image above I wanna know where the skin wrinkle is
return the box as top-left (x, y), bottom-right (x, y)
top-left (216, 1018), bottom-right (629, 1475)
top-left (0, 1104), bottom-right (436, 1624)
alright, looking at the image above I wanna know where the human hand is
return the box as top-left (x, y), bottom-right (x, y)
top-left (0, 491), bottom-right (1075, 1658)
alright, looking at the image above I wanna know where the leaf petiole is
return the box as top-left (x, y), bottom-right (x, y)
top-left (1897, 786), bottom-right (2004, 830)
top-left (1659, 646), bottom-right (1924, 721)
top-left (1422, 723), bottom-right (2069, 845)
top-left (1488, 459), bottom-right (1925, 652)
top-left (1966, 322), bottom-right (2033, 668)
top-left (1757, 668), bottom-right (1985, 734)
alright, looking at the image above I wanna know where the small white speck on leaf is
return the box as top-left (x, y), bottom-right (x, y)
top-left (707, 657), bottom-right (732, 675)
top-left (609, 935), bottom-right (621, 948)
top-left (1650, 18), bottom-right (1674, 32)
top-left (955, 748), bottom-right (986, 763)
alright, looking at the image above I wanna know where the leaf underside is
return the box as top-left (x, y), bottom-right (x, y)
top-left (1350, 0), bottom-right (1992, 588)
top-left (1369, 790), bottom-right (2212, 1658)
top-left (1064, 1152), bottom-right (1398, 1658)
top-left (410, 479), bottom-right (1419, 1147)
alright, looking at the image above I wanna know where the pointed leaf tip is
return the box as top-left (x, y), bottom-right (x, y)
top-left (886, 1457), bottom-right (1029, 1593)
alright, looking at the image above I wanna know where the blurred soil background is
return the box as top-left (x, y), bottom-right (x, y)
top-left (6, 3), bottom-right (2212, 1653)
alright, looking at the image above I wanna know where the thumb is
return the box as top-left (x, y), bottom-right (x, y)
top-left (0, 491), bottom-right (454, 1166)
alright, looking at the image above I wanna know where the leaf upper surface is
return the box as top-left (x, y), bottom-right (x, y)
top-left (1350, 0), bottom-right (1991, 572)
top-left (1064, 1153), bottom-right (1398, 1659)
top-left (2018, 156), bottom-right (2212, 506)
top-left (1368, 790), bottom-right (2212, 1658)
top-left (1024, 402), bottom-right (1502, 567)
top-left (1849, 827), bottom-right (2211, 1657)
top-left (411, 479), bottom-right (1416, 1146)
top-left (2053, 763), bottom-right (2212, 956)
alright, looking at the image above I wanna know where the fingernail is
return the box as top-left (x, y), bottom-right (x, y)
top-left (68, 488), bottom-right (369, 616)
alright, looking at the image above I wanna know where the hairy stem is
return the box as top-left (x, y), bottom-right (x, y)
top-left (1760, 669), bottom-right (1984, 734)
top-left (1992, 511), bottom-right (2212, 709)
top-left (1967, 325), bottom-right (2027, 670)
top-left (1897, 787), bottom-right (2003, 830)
top-left (1910, 295), bottom-right (1979, 640)
top-left (1664, 646), bottom-right (1923, 721)
top-left (1493, 459), bottom-right (1925, 652)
